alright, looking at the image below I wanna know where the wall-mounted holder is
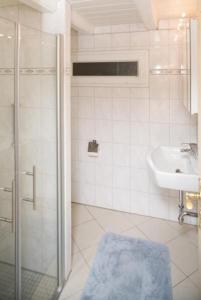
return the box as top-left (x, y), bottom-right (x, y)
top-left (88, 140), bottom-right (99, 157)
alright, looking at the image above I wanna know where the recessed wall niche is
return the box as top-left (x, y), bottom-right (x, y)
top-left (73, 61), bottom-right (138, 76)
top-left (72, 50), bottom-right (149, 87)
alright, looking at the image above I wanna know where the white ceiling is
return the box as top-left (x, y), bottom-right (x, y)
top-left (0, 0), bottom-right (18, 7)
top-left (153, 0), bottom-right (198, 19)
top-left (70, 0), bottom-right (143, 26)
top-left (70, 0), bottom-right (198, 32)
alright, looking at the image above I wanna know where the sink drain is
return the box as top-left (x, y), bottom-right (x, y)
top-left (175, 169), bottom-right (182, 173)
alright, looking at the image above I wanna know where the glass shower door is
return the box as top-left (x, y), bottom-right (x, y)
top-left (0, 18), bottom-right (16, 300)
top-left (19, 25), bottom-right (59, 300)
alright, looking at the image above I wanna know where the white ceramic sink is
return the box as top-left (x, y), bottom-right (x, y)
top-left (147, 146), bottom-right (199, 192)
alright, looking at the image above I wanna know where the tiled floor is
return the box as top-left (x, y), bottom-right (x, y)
top-left (0, 262), bottom-right (57, 300)
top-left (59, 203), bottom-right (201, 300)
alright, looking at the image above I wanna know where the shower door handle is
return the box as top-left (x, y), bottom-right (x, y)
top-left (0, 180), bottom-right (15, 232)
top-left (22, 166), bottom-right (36, 210)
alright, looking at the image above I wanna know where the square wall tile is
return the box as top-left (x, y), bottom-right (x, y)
top-left (131, 168), bottom-right (150, 193)
top-left (78, 34), bottom-right (94, 50)
top-left (113, 143), bottom-right (130, 166)
top-left (94, 87), bottom-right (112, 98)
top-left (130, 32), bottom-right (150, 48)
top-left (149, 30), bottom-right (169, 46)
top-left (113, 188), bottom-right (130, 212)
top-left (77, 119), bottom-right (95, 141)
top-left (113, 99), bottom-right (130, 121)
top-left (95, 98), bottom-right (113, 120)
top-left (130, 146), bottom-right (149, 169)
top-left (112, 87), bottom-right (130, 98)
top-left (78, 87), bottom-right (94, 98)
top-left (78, 98), bottom-right (94, 119)
top-left (150, 99), bottom-right (170, 123)
top-left (95, 186), bottom-right (113, 208)
top-left (96, 120), bottom-right (113, 142)
top-left (96, 142), bottom-right (113, 164)
top-left (150, 75), bottom-right (169, 100)
top-left (113, 121), bottom-right (130, 144)
top-left (113, 166), bottom-right (130, 189)
top-left (150, 124), bottom-right (170, 147)
top-left (131, 98), bottom-right (149, 122)
top-left (112, 33), bottom-right (130, 48)
top-left (131, 122), bottom-right (149, 146)
top-left (170, 124), bottom-right (190, 146)
top-left (94, 34), bottom-right (112, 49)
top-left (95, 164), bottom-right (113, 187)
top-left (150, 47), bottom-right (169, 69)
top-left (130, 191), bottom-right (150, 216)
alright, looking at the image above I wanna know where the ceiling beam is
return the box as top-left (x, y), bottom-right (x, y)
top-left (135, 0), bottom-right (158, 30)
top-left (71, 10), bottom-right (94, 33)
top-left (19, 0), bottom-right (57, 13)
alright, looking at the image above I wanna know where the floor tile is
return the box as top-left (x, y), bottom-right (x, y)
top-left (167, 221), bottom-right (194, 235)
top-left (59, 253), bottom-right (89, 299)
top-left (73, 220), bottom-right (104, 250)
top-left (173, 278), bottom-right (201, 300)
top-left (138, 218), bottom-right (179, 243)
top-left (72, 240), bottom-right (79, 254)
top-left (171, 263), bottom-right (186, 287)
top-left (81, 244), bottom-right (98, 267)
top-left (72, 203), bottom-right (93, 227)
top-left (168, 235), bottom-right (198, 276)
top-left (189, 270), bottom-right (200, 288)
top-left (122, 226), bottom-right (148, 240)
top-left (87, 206), bottom-right (133, 233)
top-left (182, 228), bottom-right (198, 247)
top-left (66, 290), bottom-right (83, 300)
top-left (63, 204), bottom-right (200, 300)
top-left (124, 213), bottom-right (151, 226)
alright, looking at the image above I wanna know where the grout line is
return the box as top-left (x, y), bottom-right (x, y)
top-left (72, 217), bottom-right (95, 229)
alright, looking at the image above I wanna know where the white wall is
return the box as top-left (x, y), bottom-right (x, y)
top-left (71, 20), bottom-right (198, 223)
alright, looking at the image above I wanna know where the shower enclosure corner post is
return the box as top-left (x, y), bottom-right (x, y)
top-left (56, 31), bottom-right (72, 291)
top-left (56, 33), bottom-right (62, 292)
top-left (57, 33), bottom-right (68, 292)
top-left (14, 22), bottom-right (21, 300)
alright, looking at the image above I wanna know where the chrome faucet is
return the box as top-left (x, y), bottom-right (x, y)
top-left (180, 143), bottom-right (198, 158)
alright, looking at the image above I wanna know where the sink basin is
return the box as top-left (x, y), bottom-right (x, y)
top-left (147, 146), bottom-right (199, 192)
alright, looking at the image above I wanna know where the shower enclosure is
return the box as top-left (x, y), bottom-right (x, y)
top-left (0, 16), bottom-right (66, 300)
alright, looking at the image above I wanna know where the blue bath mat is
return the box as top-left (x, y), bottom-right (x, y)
top-left (81, 233), bottom-right (172, 300)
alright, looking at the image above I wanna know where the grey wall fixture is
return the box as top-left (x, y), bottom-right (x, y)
top-left (73, 61), bottom-right (138, 76)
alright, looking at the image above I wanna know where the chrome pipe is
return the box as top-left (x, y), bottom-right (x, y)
top-left (178, 190), bottom-right (198, 224)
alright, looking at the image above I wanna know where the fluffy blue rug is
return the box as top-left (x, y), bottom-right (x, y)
top-left (81, 233), bottom-right (172, 300)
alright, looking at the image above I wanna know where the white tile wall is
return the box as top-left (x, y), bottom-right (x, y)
top-left (71, 20), bottom-right (197, 223)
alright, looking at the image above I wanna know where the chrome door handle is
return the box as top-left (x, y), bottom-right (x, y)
top-left (0, 180), bottom-right (15, 232)
top-left (22, 166), bottom-right (36, 210)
